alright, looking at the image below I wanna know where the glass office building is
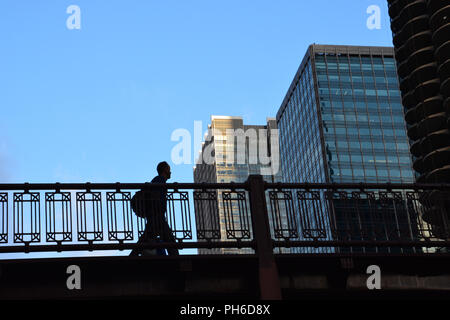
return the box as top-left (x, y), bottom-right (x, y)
top-left (277, 45), bottom-right (414, 185)
top-left (276, 44), bottom-right (418, 253)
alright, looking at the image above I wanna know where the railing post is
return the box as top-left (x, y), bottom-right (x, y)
top-left (247, 175), bottom-right (282, 300)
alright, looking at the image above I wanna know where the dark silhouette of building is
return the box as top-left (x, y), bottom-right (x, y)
top-left (388, 0), bottom-right (450, 183)
top-left (388, 0), bottom-right (450, 241)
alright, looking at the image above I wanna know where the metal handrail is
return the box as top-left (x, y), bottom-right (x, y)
top-left (0, 178), bottom-right (448, 255)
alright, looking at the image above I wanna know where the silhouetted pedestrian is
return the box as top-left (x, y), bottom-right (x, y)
top-left (130, 161), bottom-right (179, 256)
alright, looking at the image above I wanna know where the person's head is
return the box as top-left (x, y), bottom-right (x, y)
top-left (157, 161), bottom-right (171, 180)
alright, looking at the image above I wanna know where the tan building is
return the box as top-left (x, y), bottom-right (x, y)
top-left (193, 116), bottom-right (289, 254)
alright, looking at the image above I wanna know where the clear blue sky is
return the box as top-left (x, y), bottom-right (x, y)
top-left (0, 0), bottom-right (394, 184)
top-left (0, 0), bottom-right (393, 258)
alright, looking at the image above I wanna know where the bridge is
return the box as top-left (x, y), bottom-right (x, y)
top-left (0, 176), bottom-right (449, 299)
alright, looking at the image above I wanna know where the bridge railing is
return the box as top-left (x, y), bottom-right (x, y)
top-left (266, 181), bottom-right (450, 254)
top-left (0, 177), bottom-right (449, 256)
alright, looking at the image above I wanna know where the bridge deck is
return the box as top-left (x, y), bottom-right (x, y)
top-left (1, 253), bottom-right (449, 299)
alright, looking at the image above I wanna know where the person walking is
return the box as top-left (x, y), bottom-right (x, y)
top-left (130, 161), bottom-right (179, 256)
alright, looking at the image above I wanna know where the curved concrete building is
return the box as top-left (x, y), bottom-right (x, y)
top-left (388, 0), bottom-right (450, 183)
top-left (388, 0), bottom-right (450, 239)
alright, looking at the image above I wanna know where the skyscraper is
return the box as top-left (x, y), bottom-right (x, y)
top-left (193, 116), bottom-right (286, 254)
top-left (277, 44), bottom-right (413, 185)
top-left (276, 44), bottom-right (419, 253)
top-left (387, 0), bottom-right (450, 241)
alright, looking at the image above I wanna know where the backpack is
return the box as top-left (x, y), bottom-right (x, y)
top-left (131, 190), bottom-right (146, 218)
top-left (131, 189), bottom-right (161, 218)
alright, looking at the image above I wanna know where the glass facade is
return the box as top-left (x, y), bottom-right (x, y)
top-left (278, 45), bottom-right (414, 185)
top-left (276, 45), bottom-right (417, 253)
top-left (279, 59), bottom-right (327, 184)
top-left (316, 52), bottom-right (414, 184)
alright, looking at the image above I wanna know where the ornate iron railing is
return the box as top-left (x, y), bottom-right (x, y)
top-left (266, 182), bottom-right (450, 254)
top-left (0, 177), bottom-right (449, 256)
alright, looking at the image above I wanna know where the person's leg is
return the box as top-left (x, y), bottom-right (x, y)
top-left (129, 225), bottom-right (146, 256)
top-left (155, 237), bottom-right (167, 256)
top-left (157, 218), bottom-right (179, 256)
top-left (150, 210), bottom-right (179, 256)
top-left (129, 219), bottom-right (155, 256)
